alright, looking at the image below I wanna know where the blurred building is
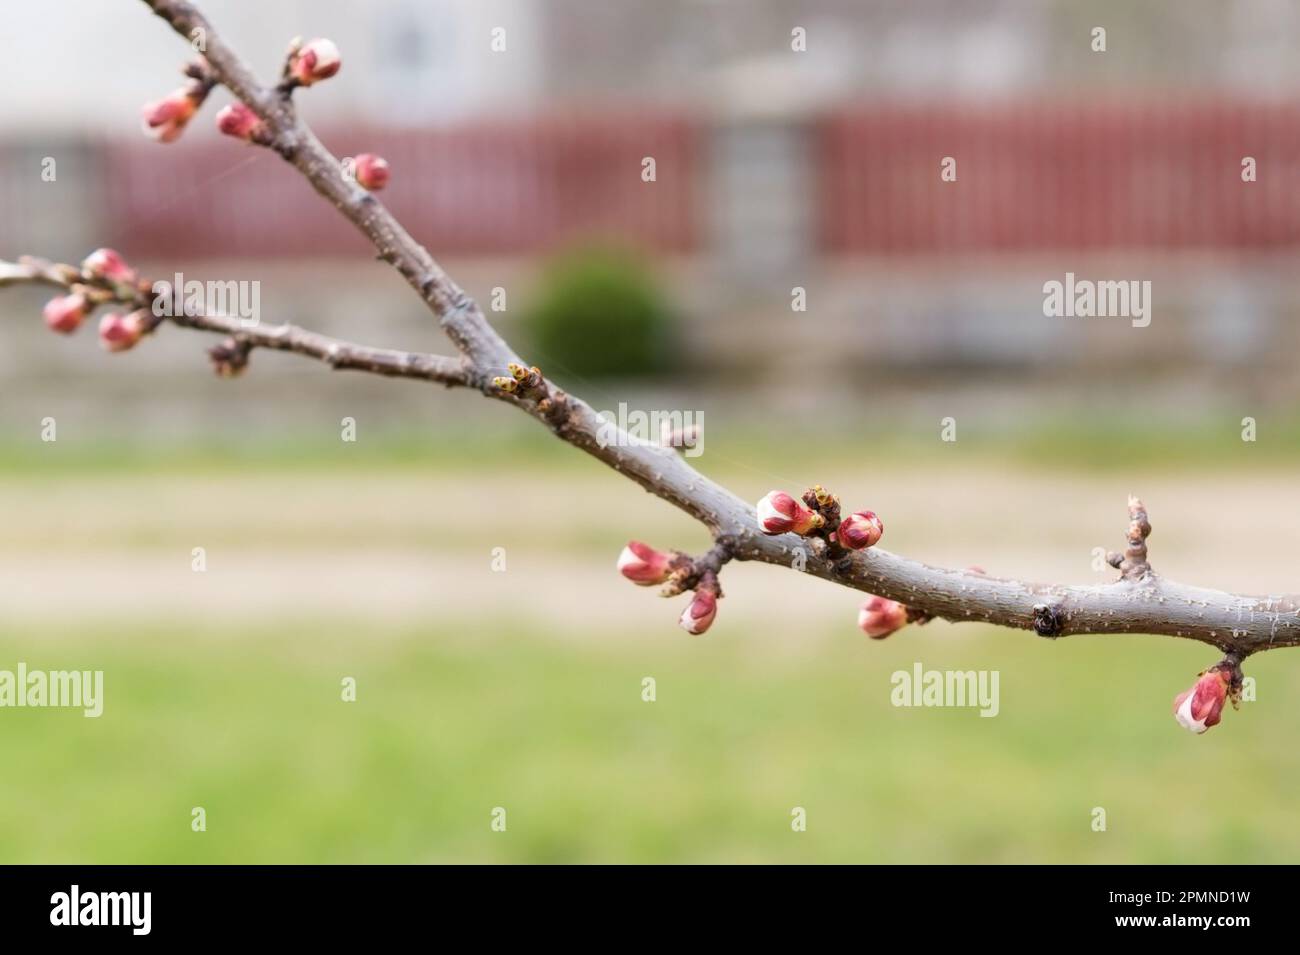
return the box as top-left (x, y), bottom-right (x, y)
top-left (4, 0), bottom-right (1300, 433)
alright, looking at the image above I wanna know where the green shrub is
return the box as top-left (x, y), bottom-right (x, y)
top-left (522, 247), bottom-right (676, 381)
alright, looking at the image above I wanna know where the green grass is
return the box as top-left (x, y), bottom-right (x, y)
top-left (1, 410), bottom-right (1295, 480)
top-left (1, 420), bottom-right (1295, 863)
top-left (0, 617), bottom-right (1295, 864)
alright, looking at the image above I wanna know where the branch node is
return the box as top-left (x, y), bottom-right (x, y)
top-left (1117, 495), bottom-right (1153, 581)
top-left (1032, 602), bottom-right (1065, 638)
top-left (800, 485), bottom-right (845, 558)
top-left (207, 336), bottom-right (251, 377)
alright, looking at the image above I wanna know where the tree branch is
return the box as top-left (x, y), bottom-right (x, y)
top-left (2, 256), bottom-right (470, 386)
top-left (7, 0), bottom-right (1298, 703)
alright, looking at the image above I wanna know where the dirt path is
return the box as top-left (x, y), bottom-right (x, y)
top-left (2, 466), bottom-right (1296, 637)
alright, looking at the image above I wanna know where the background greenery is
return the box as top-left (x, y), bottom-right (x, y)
top-left (1, 427), bottom-right (1295, 863)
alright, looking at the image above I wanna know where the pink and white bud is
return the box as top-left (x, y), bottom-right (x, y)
top-left (81, 248), bottom-right (137, 286)
top-left (98, 311), bottom-right (148, 353)
top-left (617, 541), bottom-right (672, 586)
top-left (289, 38), bottom-right (342, 86)
top-left (756, 490), bottom-right (822, 536)
top-left (857, 595), bottom-right (908, 640)
top-left (216, 102), bottom-right (265, 141)
top-left (838, 510), bottom-right (884, 550)
top-left (678, 590), bottom-right (718, 635)
top-left (42, 293), bottom-right (91, 334)
top-left (1173, 670), bottom-right (1230, 734)
top-left (141, 88), bottom-right (200, 143)
top-left (353, 153), bottom-right (390, 191)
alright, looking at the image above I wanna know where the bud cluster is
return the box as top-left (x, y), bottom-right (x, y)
top-left (756, 486), bottom-right (900, 639)
top-left (493, 362), bottom-right (545, 396)
top-left (142, 38), bottom-right (354, 154)
top-left (756, 485), bottom-right (883, 554)
top-left (616, 542), bottom-right (722, 635)
top-left (493, 362), bottom-right (566, 419)
top-left (36, 248), bottom-right (170, 353)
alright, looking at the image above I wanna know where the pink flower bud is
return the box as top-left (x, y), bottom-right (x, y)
top-left (1173, 670), bottom-right (1230, 734)
top-left (98, 311), bottom-right (148, 352)
top-left (81, 248), bottom-right (137, 285)
top-left (838, 510), bottom-right (883, 550)
top-left (756, 490), bottom-right (822, 536)
top-left (353, 153), bottom-right (390, 191)
top-left (216, 102), bottom-right (265, 141)
top-left (42, 293), bottom-right (91, 334)
top-left (678, 590), bottom-right (718, 635)
top-left (857, 595), bottom-right (908, 639)
top-left (617, 541), bottom-right (672, 586)
top-left (141, 88), bottom-right (200, 143)
top-left (289, 38), bottom-right (342, 86)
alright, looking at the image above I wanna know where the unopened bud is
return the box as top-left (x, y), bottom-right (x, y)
top-left (216, 102), bottom-right (265, 142)
top-left (618, 541), bottom-right (673, 586)
top-left (289, 38), bottom-right (342, 86)
top-left (98, 310), bottom-right (149, 352)
top-left (837, 510), bottom-right (883, 550)
top-left (492, 377), bottom-right (518, 393)
top-left (857, 595), bottom-right (908, 639)
top-left (141, 88), bottom-right (201, 143)
top-left (810, 484), bottom-right (836, 507)
top-left (42, 293), bottom-right (91, 334)
top-left (756, 490), bottom-right (823, 536)
top-left (678, 589), bottom-right (718, 635)
top-left (353, 153), bottom-right (390, 191)
top-left (81, 248), bottom-right (137, 286)
top-left (1173, 669), bottom-right (1230, 734)
top-left (208, 337), bottom-right (251, 378)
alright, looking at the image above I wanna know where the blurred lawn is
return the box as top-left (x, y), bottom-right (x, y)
top-left (1, 617), bottom-right (1297, 863)
top-left (2, 425), bottom-right (1298, 863)
top-left (1, 408), bottom-right (1297, 477)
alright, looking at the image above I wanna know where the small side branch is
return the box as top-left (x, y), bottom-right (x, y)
top-left (172, 311), bottom-right (471, 386)
top-left (2, 256), bottom-right (469, 387)
top-left (1109, 495), bottom-right (1153, 581)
